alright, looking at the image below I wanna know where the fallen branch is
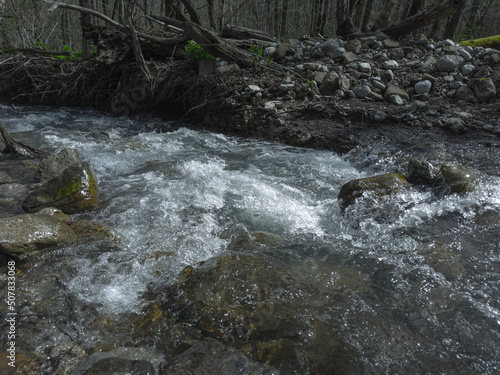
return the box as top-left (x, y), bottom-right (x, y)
top-left (38, 1), bottom-right (184, 47)
top-left (0, 121), bottom-right (39, 156)
top-left (1, 48), bottom-right (71, 57)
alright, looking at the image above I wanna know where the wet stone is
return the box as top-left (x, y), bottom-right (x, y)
top-left (23, 162), bottom-right (100, 214)
top-left (441, 162), bottom-right (488, 194)
top-left (163, 338), bottom-right (276, 375)
top-left (338, 172), bottom-right (410, 210)
top-left (0, 171), bottom-right (12, 184)
top-left (415, 80), bottom-right (432, 94)
top-left (0, 212), bottom-right (77, 257)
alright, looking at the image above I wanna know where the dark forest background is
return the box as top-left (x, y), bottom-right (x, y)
top-left (1, 0), bottom-right (499, 53)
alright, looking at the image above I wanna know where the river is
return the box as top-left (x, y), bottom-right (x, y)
top-left (1, 104), bottom-right (500, 374)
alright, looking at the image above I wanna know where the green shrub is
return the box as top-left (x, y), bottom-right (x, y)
top-left (183, 40), bottom-right (215, 62)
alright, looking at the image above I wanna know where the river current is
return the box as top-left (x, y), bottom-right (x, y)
top-left (2, 104), bottom-right (500, 373)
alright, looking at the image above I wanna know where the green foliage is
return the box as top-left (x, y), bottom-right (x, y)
top-left (32, 41), bottom-right (97, 60)
top-left (249, 45), bottom-right (273, 65)
top-left (183, 40), bottom-right (216, 62)
top-left (33, 41), bottom-right (51, 51)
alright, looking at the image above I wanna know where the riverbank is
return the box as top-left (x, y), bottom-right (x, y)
top-left (1, 31), bottom-right (499, 157)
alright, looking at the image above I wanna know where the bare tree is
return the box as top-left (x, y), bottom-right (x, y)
top-left (381, 0), bottom-right (467, 39)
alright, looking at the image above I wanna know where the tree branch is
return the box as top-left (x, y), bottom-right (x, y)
top-left (38, 0), bottom-right (186, 47)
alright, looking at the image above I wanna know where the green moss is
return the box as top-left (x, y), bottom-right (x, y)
top-left (56, 176), bottom-right (83, 200)
top-left (459, 35), bottom-right (500, 49)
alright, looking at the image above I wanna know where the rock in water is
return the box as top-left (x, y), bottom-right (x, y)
top-left (23, 162), bottom-right (100, 214)
top-left (0, 212), bottom-right (77, 256)
top-left (338, 173), bottom-right (410, 210)
top-left (440, 162), bottom-right (487, 194)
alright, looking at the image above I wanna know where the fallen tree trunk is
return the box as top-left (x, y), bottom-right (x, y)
top-left (0, 121), bottom-right (39, 156)
top-left (380, 0), bottom-right (466, 38)
top-left (181, 21), bottom-right (257, 67)
top-left (221, 25), bottom-right (277, 43)
top-left (150, 15), bottom-right (258, 67)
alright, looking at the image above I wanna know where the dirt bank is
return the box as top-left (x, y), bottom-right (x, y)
top-left (1, 30), bottom-right (499, 157)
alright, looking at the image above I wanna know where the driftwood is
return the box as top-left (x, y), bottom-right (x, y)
top-left (181, 21), bottom-right (257, 67)
top-left (221, 25), bottom-right (277, 43)
top-left (150, 15), bottom-right (258, 67)
top-left (1, 48), bottom-right (71, 57)
top-left (0, 122), bottom-right (39, 156)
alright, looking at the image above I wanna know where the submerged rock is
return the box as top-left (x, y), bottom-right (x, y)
top-left (23, 162), bottom-right (100, 214)
top-left (163, 338), bottom-right (275, 375)
top-left (157, 253), bottom-right (426, 373)
top-left (338, 173), bottom-right (410, 210)
top-left (421, 242), bottom-right (465, 279)
top-left (69, 220), bottom-right (117, 242)
top-left (70, 347), bottom-right (165, 375)
top-left (0, 211), bottom-right (77, 256)
top-left (440, 162), bottom-right (487, 194)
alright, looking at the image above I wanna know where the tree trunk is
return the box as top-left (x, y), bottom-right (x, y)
top-left (361, 0), bottom-right (373, 32)
top-left (181, 20), bottom-right (257, 67)
top-left (79, 0), bottom-right (93, 58)
top-left (406, 0), bottom-right (425, 19)
top-left (280, 0), bottom-right (289, 38)
top-left (443, 11), bottom-right (461, 40)
top-left (354, 0), bottom-right (366, 30)
top-left (207, 0), bottom-right (216, 30)
top-left (218, 0), bottom-right (225, 30)
top-left (61, 9), bottom-right (71, 46)
top-left (178, 0), bottom-right (201, 25)
top-left (221, 25), bottom-right (277, 42)
top-left (381, 0), bottom-right (466, 39)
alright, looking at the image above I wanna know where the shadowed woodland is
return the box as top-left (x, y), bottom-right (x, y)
top-left (1, 0), bottom-right (500, 54)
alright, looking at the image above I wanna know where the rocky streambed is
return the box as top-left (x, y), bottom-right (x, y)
top-left (0, 103), bottom-right (499, 374)
top-left (0, 31), bottom-right (500, 375)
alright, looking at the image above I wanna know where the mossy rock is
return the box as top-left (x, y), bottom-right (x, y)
top-left (338, 172), bottom-right (410, 210)
top-left (459, 35), bottom-right (500, 49)
top-left (23, 162), bottom-right (100, 214)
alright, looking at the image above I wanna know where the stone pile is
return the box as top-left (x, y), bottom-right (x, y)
top-left (226, 33), bottom-right (499, 136)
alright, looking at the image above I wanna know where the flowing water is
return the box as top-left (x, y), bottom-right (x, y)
top-left (2, 104), bottom-right (500, 373)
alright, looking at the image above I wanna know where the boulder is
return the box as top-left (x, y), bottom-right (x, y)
top-left (353, 85), bottom-right (371, 98)
top-left (38, 148), bottom-right (82, 183)
top-left (384, 85), bottom-right (409, 101)
top-left (157, 253), bottom-right (427, 373)
top-left (468, 78), bottom-right (497, 102)
top-left (440, 162), bottom-right (487, 194)
top-left (436, 55), bottom-right (465, 72)
top-left (160, 253), bottom-right (371, 373)
top-left (338, 173), bottom-right (410, 210)
top-left (407, 159), bottom-right (439, 185)
top-left (414, 80), bottom-right (432, 94)
top-left (0, 212), bottom-right (77, 256)
top-left (0, 171), bottom-right (12, 184)
top-left (318, 71), bottom-right (340, 95)
top-left (23, 162), bottom-right (100, 214)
